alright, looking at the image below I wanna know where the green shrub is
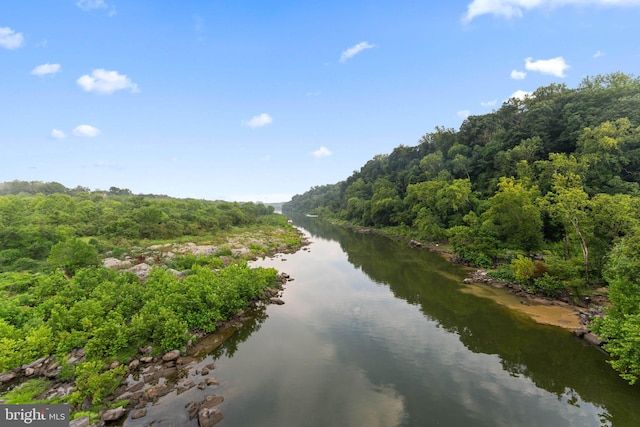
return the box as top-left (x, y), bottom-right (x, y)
top-left (530, 273), bottom-right (566, 297)
top-left (511, 255), bottom-right (535, 284)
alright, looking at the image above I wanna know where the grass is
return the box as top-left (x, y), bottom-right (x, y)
top-left (1, 378), bottom-right (52, 404)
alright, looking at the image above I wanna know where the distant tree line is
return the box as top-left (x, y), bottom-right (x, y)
top-left (0, 182), bottom-right (274, 273)
top-left (284, 72), bottom-right (640, 384)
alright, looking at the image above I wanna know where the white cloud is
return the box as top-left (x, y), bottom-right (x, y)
top-left (593, 50), bottom-right (605, 58)
top-left (481, 99), bottom-right (498, 108)
top-left (31, 63), bottom-right (61, 77)
top-left (76, 0), bottom-right (108, 11)
top-left (509, 89), bottom-right (533, 101)
top-left (457, 110), bottom-right (471, 119)
top-left (312, 146), bottom-right (332, 158)
top-left (510, 69), bottom-right (527, 80)
top-left (463, 0), bottom-right (640, 22)
top-left (340, 41), bottom-right (375, 63)
top-left (73, 124), bottom-right (101, 137)
top-left (0, 27), bottom-right (24, 50)
top-left (243, 113), bottom-right (273, 128)
top-left (525, 56), bottom-right (570, 77)
top-left (50, 129), bottom-right (66, 139)
top-left (77, 69), bottom-right (140, 94)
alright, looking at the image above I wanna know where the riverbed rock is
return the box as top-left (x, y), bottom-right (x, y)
top-left (69, 416), bottom-right (90, 427)
top-left (205, 377), bottom-right (218, 386)
top-left (583, 332), bottom-right (602, 347)
top-left (130, 409), bottom-right (147, 420)
top-left (162, 350), bottom-right (181, 362)
top-left (199, 394), bottom-right (224, 410)
top-left (198, 408), bottom-right (224, 427)
top-left (0, 371), bottom-right (17, 384)
top-left (102, 406), bottom-right (125, 422)
top-left (269, 297), bottom-right (285, 305)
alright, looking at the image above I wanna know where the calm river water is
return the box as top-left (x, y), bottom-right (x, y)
top-left (125, 215), bottom-right (640, 427)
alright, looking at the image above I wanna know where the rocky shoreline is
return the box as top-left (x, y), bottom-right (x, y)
top-left (0, 271), bottom-right (294, 427)
top-left (339, 222), bottom-right (608, 349)
top-left (1, 229), bottom-right (309, 427)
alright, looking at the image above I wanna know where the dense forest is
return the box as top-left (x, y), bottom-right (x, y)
top-left (284, 72), bottom-right (640, 384)
top-left (0, 183), bottom-right (302, 420)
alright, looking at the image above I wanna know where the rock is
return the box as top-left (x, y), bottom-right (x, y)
top-left (143, 384), bottom-right (171, 401)
top-left (102, 407), bottom-right (125, 422)
top-left (129, 359), bottom-right (140, 371)
top-left (201, 366), bottom-right (211, 376)
top-left (583, 332), bottom-right (603, 347)
top-left (25, 367), bottom-right (35, 376)
top-left (186, 401), bottom-right (199, 419)
top-left (109, 361), bottom-right (120, 369)
top-left (69, 416), bottom-right (91, 427)
top-left (140, 356), bottom-right (154, 363)
top-left (126, 262), bottom-right (152, 279)
top-left (0, 372), bottom-right (17, 384)
top-left (198, 382), bottom-right (207, 390)
top-left (162, 350), bottom-right (181, 362)
top-left (103, 257), bottom-right (132, 269)
top-left (199, 394), bottom-right (224, 410)
top-left (409, 239), bottom-right (424, 247)
top-left (204, 363), bottom-right (215, 371)
top-left (130, 409), bottom-right (147, 420)
top-left (177, 379), bottom-right (195, 395)
top-left (573, 327), bottom-right (587, 337)
top-left (205, 377), bottom-right (218, 386)
top-left (269, 297), bottom-right (285, 305)
top-left (198, 408), bottom-right (224, 427)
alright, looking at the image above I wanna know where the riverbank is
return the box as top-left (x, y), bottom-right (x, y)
top-left (322, 219), bottom-right (606, 340)
top-left (0, 223), bottom-right (310, 427)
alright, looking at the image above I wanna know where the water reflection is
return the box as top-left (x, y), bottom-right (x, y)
top-left (126, 216), bottom-right (640, 427)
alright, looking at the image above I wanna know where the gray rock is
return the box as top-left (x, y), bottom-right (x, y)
top-left (162, 350), bottom-right (181, 362)
top-left (102, 406), bottom-right (125, 421)
top-left (126, 262), bottom-right (152, 279)
top-left (25, 367), bottom-right (35, 376)
top-left (103, 257), bottom-right (132, 269)
top-left (269, 297), bottom-right (285, 305)
top-left (130, 409), bottom-right (147, 420)
top-left (0, 372), bottom-right (17, 383)
top-left (69, 416), bottom-right (90, 427)
top-left (198, 408), bottom-right (224, 427)
top-left (205, 377), bottom-right (218, 386)
top-left (199, 394), bottom-right (224, 410)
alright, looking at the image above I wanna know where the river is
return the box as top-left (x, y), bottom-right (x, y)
top-left (124, 215), bottom-right (640, 427)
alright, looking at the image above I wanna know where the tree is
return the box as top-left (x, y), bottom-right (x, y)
top-left (47, 238), bottom-right (99, 276)
top-left (592, 232), bottom-right (640, 384)
top-left (481, 177), bottom-right (543, 252)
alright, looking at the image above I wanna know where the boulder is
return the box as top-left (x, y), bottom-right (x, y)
top-left (198, 408), bottom-right (224, 427)
top-left (199, 394), bottom-right (224, 410)
top-left (69, 416), bottom-right (90, 427)
top-left (126, 263), bottom-right (152, 279)
top-left (103, 257), bottom-right (132, 270)
top-left (162, 350), bottom-right (181, 362)
top-left (130, 409), bottom-right (147, 420)
top-left (269, 298), bottom-right (285, 305)
top-left (128, 359), bottom-right (140, 371)
top-left (0, 372), bottom-right (17, 384)
top-left (102, 407), bottom-right (125, 422)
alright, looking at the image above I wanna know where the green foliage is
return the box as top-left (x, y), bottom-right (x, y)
top-left (73, 361), bottom-right (127, 404)
top-left (530, 273), bottom-right (566, 297)
top-left (511, 255), bottom-right (536, 284)
top-left (48, 238), bottom-right (99, 276)
top-left (1, 379), bottom-right (52, 404)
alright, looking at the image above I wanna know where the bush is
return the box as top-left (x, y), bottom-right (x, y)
top-left (511, 255), bottom-right (535, 284)
top-left (530, 273), bottom-right (566, 297)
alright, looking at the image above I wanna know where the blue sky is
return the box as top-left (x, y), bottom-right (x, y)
top-left (1, 0), bottom-right (639, 202)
